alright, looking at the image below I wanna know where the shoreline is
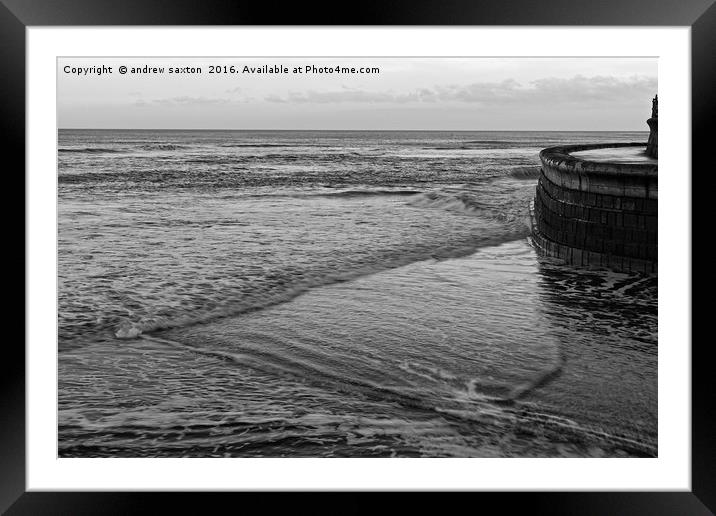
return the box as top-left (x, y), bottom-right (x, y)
top-left (59, 238), bottom-right (656, 458)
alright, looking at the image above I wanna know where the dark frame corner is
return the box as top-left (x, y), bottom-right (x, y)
top-left (6, 0), bottom-right (713, 513)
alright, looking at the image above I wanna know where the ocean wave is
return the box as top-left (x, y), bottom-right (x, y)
top-left (59, 147), bottom-right (126, 154)
top-left (103, 233), bottom-right (524, 342)
top-left (408, 191), bottom-right (485, 216)
top-left (58, 143), bottom-right (190, 154)
top-left (507, 166), bottom-right (541, 179)
top-left (111, 269), bottom-right (420, 339)
top-left (316, 189), bottom-right (422, 198)
top-left (422, 141), bottom-right (530, 150)
top-left (435, 404), bottom-right (656, 457)
top-left (138, 143), bottom-right (189, 151)
top-left (59, 179), bottom-right (536, 348)
top-left (408, 190), bottom-right (519, 221)
top-left (218, 143), bottom-right (331, 148)
top-left (465, 140), bottom-right (518, 145)
top-left (99, 334), bottom-right (655, 457)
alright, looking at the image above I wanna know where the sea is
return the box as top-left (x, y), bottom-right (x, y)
top-left (58, 129), bottom-right (657, 458)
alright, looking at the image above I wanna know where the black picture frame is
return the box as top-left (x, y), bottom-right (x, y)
top-left (5, 0), bottom-right (712, 513)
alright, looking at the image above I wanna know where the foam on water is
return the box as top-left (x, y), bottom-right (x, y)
top-left (58, 130), bottom-right (656, 457)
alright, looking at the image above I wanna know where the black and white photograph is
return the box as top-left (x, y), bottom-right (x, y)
top-left (57, 57), bottom-right (658, 459)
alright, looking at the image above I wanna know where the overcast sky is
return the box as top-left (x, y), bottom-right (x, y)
top-left (58, 58), bottom-right (656, 131)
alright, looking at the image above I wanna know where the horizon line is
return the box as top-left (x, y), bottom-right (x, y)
top-left (57, 127), bottom-right (649, 132)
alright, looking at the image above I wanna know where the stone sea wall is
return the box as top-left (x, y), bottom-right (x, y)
top-left (646, 95), bottom-right (658, 158)
top-left (646, 117), bottom-right (658, 159)
top-left (531, 143), bottom-right (657, 274)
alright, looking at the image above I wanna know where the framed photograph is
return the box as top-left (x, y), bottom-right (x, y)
top-left (7, 0), bottom-right (712, 512)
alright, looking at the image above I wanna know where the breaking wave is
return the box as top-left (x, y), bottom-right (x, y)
top-left (317, 189), bottom-right (422, 198)
top-left (408, 191), bottom-right (487, 216)
top-left (507, 166), bottom-right (541, 179)
top-left (110, 232), bottom-right (521, 341)
top-left (59, 147), bottom-right (127, 154)
top-left (138, 143), bottom-right (189, 151)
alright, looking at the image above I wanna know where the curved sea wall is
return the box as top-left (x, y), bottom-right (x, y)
top-left (646, 117), bottom-right (658, 159)
top-left (530, 143), bottom-right (657, 274)
top-left (646, 95), bottom-right (658, 158)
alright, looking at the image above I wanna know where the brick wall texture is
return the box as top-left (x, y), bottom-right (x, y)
top-left (532, 145), bottom-right (657, 273)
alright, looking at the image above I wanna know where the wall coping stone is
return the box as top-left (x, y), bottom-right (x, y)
top-left (539, 143), bottom-right (657, 179)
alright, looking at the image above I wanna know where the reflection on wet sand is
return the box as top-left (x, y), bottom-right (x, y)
top-left (525, 257), bottom-right (657, 454)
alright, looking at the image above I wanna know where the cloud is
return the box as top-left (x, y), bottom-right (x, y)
top-left (264, 75), bottom-right (656, 106)
top-left (524, 75), bottom-right (657, 104)
top-left (266, 89), bottom-right (431, 104)
top-left (135, 96), bottom-right (232, 107)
